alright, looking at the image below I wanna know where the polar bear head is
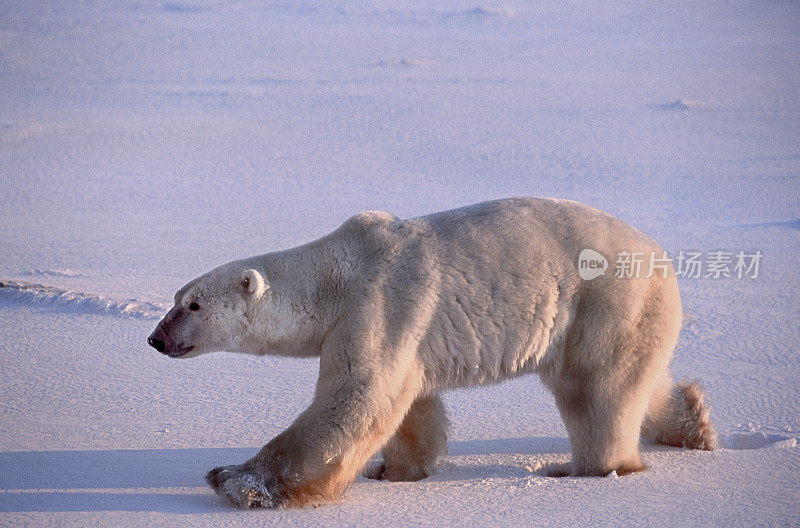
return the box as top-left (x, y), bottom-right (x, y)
top-left (147, 266), bottom-right (270, 359)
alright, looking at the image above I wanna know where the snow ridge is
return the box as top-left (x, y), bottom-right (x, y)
top-left (653, 99), bottom-right (708, 110)
top-left (442, 6), bottom-right (515, 22)
top-left (0, 280), bottom-right (167, 320)
top-left (20, 268), bottom-right (85, 278)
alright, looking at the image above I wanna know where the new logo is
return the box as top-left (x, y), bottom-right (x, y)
top-left (577, 249), bottom-right (608, 280)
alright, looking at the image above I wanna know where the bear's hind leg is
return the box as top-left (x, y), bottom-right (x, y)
top-left (543, 270), bottom-right (686, 477)
top-left (549, 373), bottom-right (651, 477)
top-left (364, 393), bottom-right (449, 481)
top-left (640, 374), bottom-right (717, 450)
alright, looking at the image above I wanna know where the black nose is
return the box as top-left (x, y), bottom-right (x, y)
top-left (148, 337), bottom-right (166, 353)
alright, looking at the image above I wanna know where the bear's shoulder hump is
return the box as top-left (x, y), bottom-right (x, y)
top-left (339, 211), bottom-right (399, 231)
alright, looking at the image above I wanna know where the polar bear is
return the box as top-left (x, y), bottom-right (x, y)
top-left (148, 197), bottom-right (716, 508)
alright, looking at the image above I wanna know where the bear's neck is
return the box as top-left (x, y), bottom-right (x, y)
top-left (245, 237), bottom-right (346, 357)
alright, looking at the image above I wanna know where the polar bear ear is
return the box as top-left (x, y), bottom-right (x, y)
top-left (240, 269), bottom-right (268, 299)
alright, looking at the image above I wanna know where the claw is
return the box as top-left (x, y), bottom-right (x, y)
top-left (205, 466), bottom-right (232, 488)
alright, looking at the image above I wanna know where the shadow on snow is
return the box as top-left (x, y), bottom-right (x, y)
top-left (0, 436), bottom-right (720, 513)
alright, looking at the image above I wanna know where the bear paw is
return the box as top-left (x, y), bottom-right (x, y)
top-left (544, 461), bottom-right (573, 477)
top-left (361, 462), bottom-right (386, 481)
top-left (205, 464), bottom-right (286, 509)
top-left (362, 461), bottom-right (432, 482)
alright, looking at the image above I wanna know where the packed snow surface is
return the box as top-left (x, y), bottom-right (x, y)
top-left (1, 1), bottom-right (798, 526)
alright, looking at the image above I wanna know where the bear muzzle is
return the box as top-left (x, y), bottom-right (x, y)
top-left (147, 326), bottom-right (194, 357)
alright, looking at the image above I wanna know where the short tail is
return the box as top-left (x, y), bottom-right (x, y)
top-left (641, 376), bottom-right (717, 450)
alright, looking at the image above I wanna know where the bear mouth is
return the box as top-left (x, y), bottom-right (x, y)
top-left (169, 345), bottom-right (195, 358)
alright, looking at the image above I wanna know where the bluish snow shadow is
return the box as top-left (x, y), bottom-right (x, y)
top-left (0, 490), bottom-right (220, 514)
top-left (0, 447), bottom-right (257, 513)
top-left (0, 447), bottom-right (257, 491)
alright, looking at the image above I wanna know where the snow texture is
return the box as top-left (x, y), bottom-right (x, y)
top-left (1, 0), bottom-right (799, 526)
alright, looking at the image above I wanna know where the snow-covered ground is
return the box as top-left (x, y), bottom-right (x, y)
top-left (1, 1), bottom-right (798, 526)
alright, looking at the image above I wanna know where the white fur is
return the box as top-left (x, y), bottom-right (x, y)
top-left (151, 197), bottom-right (716, 508)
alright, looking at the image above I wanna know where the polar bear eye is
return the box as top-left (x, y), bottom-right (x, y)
top-left (189, 302), bottom-right (200, 311)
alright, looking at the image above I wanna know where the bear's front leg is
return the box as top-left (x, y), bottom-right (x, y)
top-left (206, 368), bottom-right (422, 508)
